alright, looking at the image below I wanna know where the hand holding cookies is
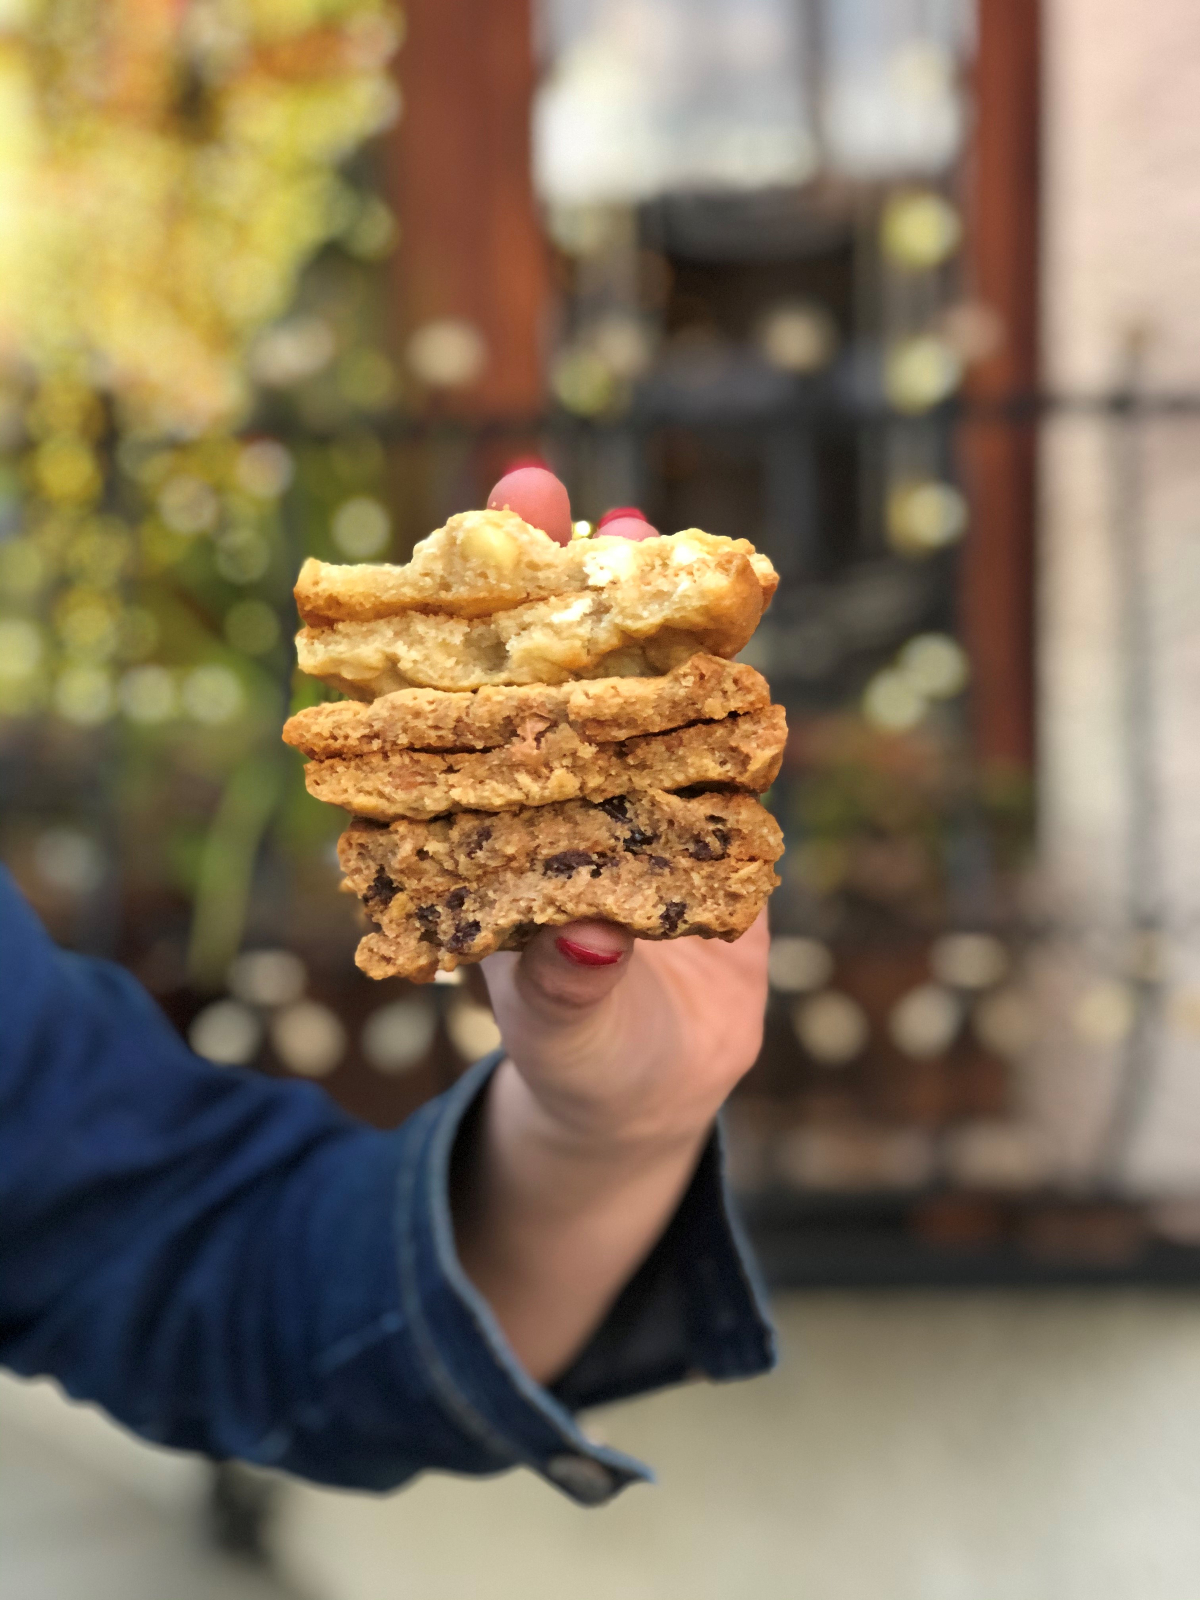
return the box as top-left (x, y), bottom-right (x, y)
top-left (285, 469), bottom-right (783, 978)
top-left (285, 466), bottom-right (783, 1378)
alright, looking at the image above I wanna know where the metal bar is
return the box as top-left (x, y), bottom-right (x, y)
top-left (235, 390), bottom-right (1200, 455)
top-left (1094, 338), bottom-right (1168, 1182)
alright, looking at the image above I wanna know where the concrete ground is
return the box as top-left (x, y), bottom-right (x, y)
top-left (6, 1293), bottom-right (1200, 1600)
top-left (0, 1373), bottom-right (303, 1600)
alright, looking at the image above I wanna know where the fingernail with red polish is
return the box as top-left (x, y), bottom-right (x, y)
top-left (597, 506), bottom-right (646, 528)
top-left (555, 936), bottom-right (622, 967)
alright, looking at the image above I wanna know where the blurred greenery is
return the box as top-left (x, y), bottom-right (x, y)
top-left (782, 713), bottom-right (1034, 929)
top-left (0, 0), bottom-right (404, 975)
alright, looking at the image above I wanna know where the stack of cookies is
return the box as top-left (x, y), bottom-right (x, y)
top-left (283, 508), bottom-right (787, 982)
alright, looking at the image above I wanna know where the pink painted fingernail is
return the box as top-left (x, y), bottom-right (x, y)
top-left (597, 506), bottom-right (647, 528)
top-left (555, 936), bottom-right (622, 967)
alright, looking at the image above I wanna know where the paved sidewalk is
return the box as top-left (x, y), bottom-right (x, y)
top-left (0, 1376), bottom-right (302, 1600)
top-left (10, 1292), bottom-right (1200, 1600)
top-left (276, 1291), bottom-right (1200, 1600)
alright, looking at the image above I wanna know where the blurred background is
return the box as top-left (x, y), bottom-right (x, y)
top-left (3, 1), bottom-right (1200, 1596)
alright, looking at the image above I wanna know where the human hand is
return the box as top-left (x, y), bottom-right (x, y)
top-left (455, 465), bottom-right (769, 1380)
top-left (482, 462), bottom-right (765, 1151)
top-left (482, 914), bottom-right (768, 1159)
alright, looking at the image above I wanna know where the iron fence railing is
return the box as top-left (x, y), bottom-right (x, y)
top-left (3, 388), bottom-right (1200, 1283)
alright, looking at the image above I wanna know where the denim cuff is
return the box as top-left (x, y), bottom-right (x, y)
top-left (393, 1051), bottom-right (776, 1506)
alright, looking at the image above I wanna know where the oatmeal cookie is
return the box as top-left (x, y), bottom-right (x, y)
top-left (339, 791), bottom-right (784, 981)
top-left (282, 652), bottom-right (768, 757)
top-left (299, 705), bottom-right (786, 820)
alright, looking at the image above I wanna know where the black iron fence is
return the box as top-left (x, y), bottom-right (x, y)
top-left (3, 388), bottom-right (1199, 1284)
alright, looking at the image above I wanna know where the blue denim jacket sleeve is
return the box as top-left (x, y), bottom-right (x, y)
top-left (0, 867), bottom-right (775, 1504)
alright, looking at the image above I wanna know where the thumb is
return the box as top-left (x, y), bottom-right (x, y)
top-left (482, 920), bottom-right (633, 1024)
top-left (517, 920), bottom-right (634, 1014)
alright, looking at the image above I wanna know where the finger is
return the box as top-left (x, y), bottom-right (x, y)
top-left (487, 465), bottom-right (573, 546)
top-left (516, 919), bottom-right (635, 1013)
top-left (596, 505), bottom-right (659, 541)
top-left (741, 907), bottom-right (770, 958)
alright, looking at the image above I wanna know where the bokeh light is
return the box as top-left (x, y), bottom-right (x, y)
top-left (884, 335), bottom-right (963, 411)
top-left (271, 1001), bottom-right (347, 1077)
top-left (158, 477), bottom-right (220, 536)
top-left (590, 313), bottom-right (656, 379)
top-left (756, 303), bottom-right (838, 373)
top-left (944, 1122), bottom-right (1048, 1190)
top-left (446, 998), bottom-right (503, 1061)
top-left (189, 1000), bottom-right (263, 1067)
top-left (0, 617), bottom-right (43, 681)
top-left (886, 479), bottom-right (967, 556)
top-left (768, 936), bottom-right (835, 993)
top-left (332, 496), bottom-right (392, 559)
top-left (235, 441), bottom-right (295, 500)
top-left (1073, 982), bottom-right (1136, 1046)
top-left (973, 989), bottom-right (1037, 1059)
top-left (119, 665), bottom-right (177, 725)
top-left (897, 633), bottom-right (969, 699)
top-left (889, 983), bottom-right (961, 1058)
top-left (792, 991), bottom-right (870, 1066)
top-left (54, 664), bottom-right (115, 726)
top-left (881, 190), bottom-right (962, 270)
top-left (214, 527), bottom-right (272, 584)
top-left (405, 319), bottom-right (488, 389)
top-left (363, 999), bottom-right (438, 1074)
top-left (181, 664), bottom-right (244, 726)
top-left (228, 950), bottom-right (307, 1009)
top-left (32, 828), bottom-right (106, 896)
top-left (251, 317), bottom-right (337, 387)
top-left (552, 346), bottom-right (620, 416)
top-left (862, 668), bottom-right (925, 732)
top-left (930, 933), bottom-right (1009, 990)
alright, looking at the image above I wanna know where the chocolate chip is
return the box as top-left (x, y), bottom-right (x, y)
top-left (367, 868), bottom-right (398, 906)
top-left (648, 855), bottom-right (671, 871)
top-left (445, 887), bottom-right (468, 912)
top-left (465, 824), bottom-right (493, 858)
top-left (415, 904), bottom-right (440, 931)
top-left (689, 830), bottom-right (729, 861)
top-left (660, 900), bottom-right (687, 934)
top-left (446, 919), bottom-right (481, 954)
top-left (622, 825), bottom-right (657, 852)
top-left (543, 849), bottom-right (597, 876)
top-left (598, 796), bottom-right (630, 821)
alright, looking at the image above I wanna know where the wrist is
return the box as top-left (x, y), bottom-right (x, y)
top-left (454, 1056), bottom-right (714, 1386)
top-left (491, 1055), bottom-right (712, 1179)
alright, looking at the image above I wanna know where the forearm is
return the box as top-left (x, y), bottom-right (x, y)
top-left (453, 1056), bottom-right (708, 1383)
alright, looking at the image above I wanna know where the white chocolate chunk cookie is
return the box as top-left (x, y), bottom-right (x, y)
top-left (294, 510), bottom-right (777, 695)
top-left (295, 508), bottom-right (777, 623)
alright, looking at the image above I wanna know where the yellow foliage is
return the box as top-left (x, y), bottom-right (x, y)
top-left (0, 0), bottom-right (400, 433)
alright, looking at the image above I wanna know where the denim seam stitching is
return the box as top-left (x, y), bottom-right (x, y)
top-left (315, 1309), bottom-right (406, 1376)
top-left (394, 1093), bottom-right (525, 1466)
